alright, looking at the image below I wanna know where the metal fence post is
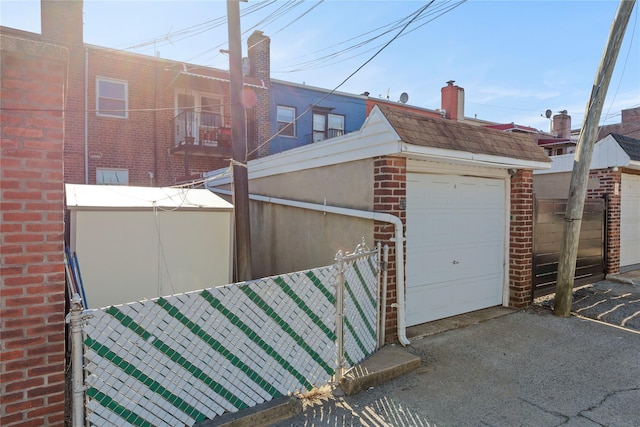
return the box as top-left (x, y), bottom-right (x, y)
top-left (379, 243), bottom-right (389, 348)
top-left (334, 250), bottom-right (346, 382)
top-left (66, 294), bottom-right (85, 427)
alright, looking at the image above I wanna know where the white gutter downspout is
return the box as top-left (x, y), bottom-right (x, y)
top-left (211, 189), bottom-right (411, 346)
top-left (84, 48), bottom-right (89, 184)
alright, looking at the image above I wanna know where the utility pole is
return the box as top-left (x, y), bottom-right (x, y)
top-left (227, 0), bottom-right (253, 281)
top-left (554, 0), bottom-right (635, 317)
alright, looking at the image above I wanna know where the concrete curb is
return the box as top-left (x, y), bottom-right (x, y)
top-left (339, 345), bottom-right (422, 396)
top-left (605, 274), bottom-right (640, 287)
top-left (195, 396), bottom-right (302, 427)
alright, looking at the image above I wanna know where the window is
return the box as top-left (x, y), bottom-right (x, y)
top-left (277, 106), bottom-right (295, 137)
top-left (174, 92), bottom-right (224, 145)
top-left (97, 77), bottom-right (128, 118)
top-left (96, 168), bottom-right (128, 185)
top-left (312, 112), bottom-right (344, 142)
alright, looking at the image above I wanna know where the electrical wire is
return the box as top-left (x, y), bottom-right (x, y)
top-left (247, 0), bottom-right (437, 159)
top-left (271, 1), bottom-right (465, 74)
top-left (604, 5), bottom-right (638, 124)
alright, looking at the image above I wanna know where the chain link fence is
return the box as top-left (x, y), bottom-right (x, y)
top-left (69, 242), bottom-right (379, 427)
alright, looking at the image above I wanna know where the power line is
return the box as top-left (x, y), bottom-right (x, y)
top-left (247, 0), bottom-right (437, 158)
top-left (271, 0), bottom-right (466, 74)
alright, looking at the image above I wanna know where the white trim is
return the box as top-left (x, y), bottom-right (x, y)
top-left (95, 168), bottom-right (129, 185)
top-left (627, 160), bottom-right (640, 171)
top-left (178, 71), bottom-right (267, 89)
top-left (402, 144), bottom-right (551, 170)
top-left (206, 106), bottom-right (547, 187)
top-left (96, 76), bottom-right (128, 119)
top-left (503, 176), bottom-right (511, 308)
top-left (535, 134), bottom-right (635, 174)
top-left (404, 173), bottom-right (509, 324)
top-left (174, 89), bottom-right (225, 121)
top-left (276, 105), bottom-right (296, 137)
top-left (271, 78), bottom-right (368, 100)
top-left (407, 159), bottom-right (510, 178)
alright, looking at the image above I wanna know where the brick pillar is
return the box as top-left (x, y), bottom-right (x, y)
top-left (41, 0), bottom-right (86, 185)
top-left (1, 36), bottom-right (67, 426)
top-left (373, 156), bottom-right (406, 343)
top-left (509, 169), bottom-right (534, 307)
top-left (587, 168), bottom-right (622, 274)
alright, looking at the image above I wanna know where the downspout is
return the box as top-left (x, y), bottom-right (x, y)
top-left (84, 48), bottom-right (88, 184)
top-left (210, 188), bottom-right (411, 346)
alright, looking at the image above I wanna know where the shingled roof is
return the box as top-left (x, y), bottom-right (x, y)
top-left (376, 104), bottom-right (550, 164)
top-left (611, 133), bottom-right (640, 161)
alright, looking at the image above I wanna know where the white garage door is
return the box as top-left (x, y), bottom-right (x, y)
top-left (406, 173), bottom-right (506, 326)
top-left (620, 174), bottom-right (640, 267)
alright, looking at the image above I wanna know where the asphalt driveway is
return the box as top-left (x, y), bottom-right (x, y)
top-left (270, 299), bottom-right (640, 426)
top-left (538, 270), bottom-right (640, 332)
top-left (263, 271), bottom-right (640, 427)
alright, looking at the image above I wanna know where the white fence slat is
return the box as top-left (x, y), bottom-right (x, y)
top-left (80, 248), bottom-right (378, 426)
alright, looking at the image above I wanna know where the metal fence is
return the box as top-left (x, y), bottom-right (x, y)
top-left (532, 198), bottom-right (606, 298)
top-left (68, 242), bottom-right (379, 427)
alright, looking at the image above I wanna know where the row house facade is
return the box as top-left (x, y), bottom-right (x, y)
top-left (1, 1), bottom-right (271, 188)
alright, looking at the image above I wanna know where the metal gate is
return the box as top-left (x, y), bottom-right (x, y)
top-left (532, 198), bottom-right (606, 298)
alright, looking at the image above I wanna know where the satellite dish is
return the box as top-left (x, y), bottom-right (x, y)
top-left (399, 92), bottom-right (409, 104)
top-left (545, 109), bottom-right (552, 119)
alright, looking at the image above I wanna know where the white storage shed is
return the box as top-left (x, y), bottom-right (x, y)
top-left (65, 184), bottom-right (234, 308)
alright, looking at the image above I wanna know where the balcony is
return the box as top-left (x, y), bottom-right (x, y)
top-left (170, 110), bottom-right (233, 158)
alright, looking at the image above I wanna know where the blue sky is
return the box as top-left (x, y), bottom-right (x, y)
top-left (2, 0), bottom-right (638, 131)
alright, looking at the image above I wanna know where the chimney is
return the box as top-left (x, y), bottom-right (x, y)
top-left (441, 80), bottom-right (464, 121)
top-left (552, 110), bottom-right (571, 139)
top-left (41, 0), bottom-right (83, 46)
top-left (247, 31), bottom-right (270, 83)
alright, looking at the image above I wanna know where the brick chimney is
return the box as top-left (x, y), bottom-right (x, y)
top-left (41, 0), bottom-right (83, 46)
top-left (441, 80), bottom-right (464, 121)
top-left (247, 30), bottom-right (270, 84)
top-left (552, 110), bottom-right (571, 139)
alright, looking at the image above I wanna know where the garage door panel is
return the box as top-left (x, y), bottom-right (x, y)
top-left (406, 248), bottom-right (455, 285)
top-left (406, 274), bottom-right (503, 325)
top-left (406, 173), bottom-right (506, 326)
top-left (621, 174), bottom-right (640, 267)
top-left (455, 242), bottom-right (504, 276)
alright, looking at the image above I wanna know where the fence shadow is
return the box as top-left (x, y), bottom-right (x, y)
top-left (295, 394), bottom-right (436, 427)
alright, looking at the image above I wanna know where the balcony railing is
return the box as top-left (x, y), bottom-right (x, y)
top-left (171, 110), bottom-right (232, 157)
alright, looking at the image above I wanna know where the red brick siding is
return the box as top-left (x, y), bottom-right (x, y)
top-left (63, 43), bottom-right (271, 187)
top-left (67, 49), bottom-right (231, 187)
top-left (509, 169), bottom-right (534, 307)
top-left (1, 36), bottom-right (67, 427)
top-left (586, 168), bottom-right (621, 274)
top-left (248, 31), bottom-right (271, 159)
top-left (373, 156), bottom-right (406, 343)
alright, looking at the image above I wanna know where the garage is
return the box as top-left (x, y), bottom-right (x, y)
top-left (620, 173), bottom-right (640, 268)
top-left (405, 172), bottom-right (506, 326)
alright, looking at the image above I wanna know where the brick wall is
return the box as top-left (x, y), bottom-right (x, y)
top-left (509, 169), bottom-right (534, 307)
top-left (248, 31), bottom-right (271, 159)
top-left (373, 156), bottom-right (406, 343)
top-left (587, 168), bottom-right (622, 274)
top-left (373, 161), bottom-right (537, 340)
top-left (1, 35), bottom-right (67, 427)
top-left (76, 49), bottom-right (232, 187)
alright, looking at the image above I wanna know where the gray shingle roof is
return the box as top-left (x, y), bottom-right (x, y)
top-left (610, 133), bottom-right (640, 161)
top-left (377, 104), bottom-right (550, 163)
